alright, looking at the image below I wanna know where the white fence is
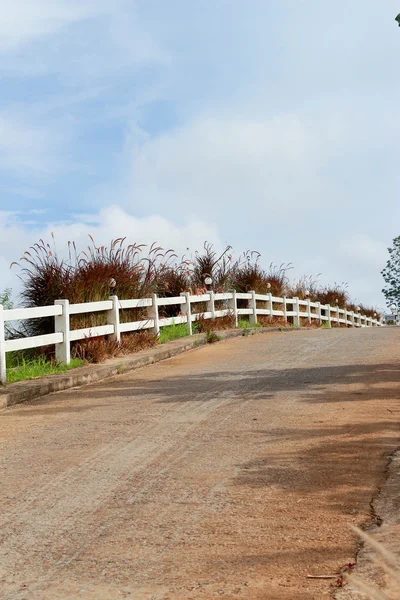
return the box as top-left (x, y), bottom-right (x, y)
top-left (0, 291), bottom-right (383, 384)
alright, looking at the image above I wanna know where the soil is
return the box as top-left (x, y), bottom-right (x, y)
top-left (0, 327), bottom-right (399, 600)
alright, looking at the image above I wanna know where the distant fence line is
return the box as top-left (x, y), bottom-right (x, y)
top-left (0, 291), bottom-right (383, 384)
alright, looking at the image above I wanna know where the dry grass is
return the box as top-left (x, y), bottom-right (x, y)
top-left (257, 315), bottom-right (290, 328)
top-left (72, 331), bottom-right (156, 363)
top-left (194, 312), bottom-right (236, 333)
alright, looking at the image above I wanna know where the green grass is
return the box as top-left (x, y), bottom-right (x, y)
top-left (6, 356), bottom-right (86, 384)
top-left (237, 319), bottom-right (261, 329)
top-left (158, 322), bottom-right (191, 344)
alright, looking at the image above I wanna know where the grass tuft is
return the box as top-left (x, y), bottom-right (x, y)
top-left (238, 319), bottom-right (261, 329)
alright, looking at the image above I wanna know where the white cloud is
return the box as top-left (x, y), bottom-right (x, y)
top-left (0, 112), bottom-right (66, 177)
top-left (339, 234), bottom-right (387, 271)
top-left (0, 0), bottom-right (109, 52)
top-left (0, 0), bottom-right (168, 80)
top-left (128, 114), bottom-right (329, 222)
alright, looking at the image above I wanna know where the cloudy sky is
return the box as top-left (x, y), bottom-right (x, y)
top-left (0, 1), bottom-right (399, 308)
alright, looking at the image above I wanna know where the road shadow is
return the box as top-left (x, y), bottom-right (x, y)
top-left (66, 361), bottom-right (400, 407)
top-left (233, 420), bottom-right (399, 510)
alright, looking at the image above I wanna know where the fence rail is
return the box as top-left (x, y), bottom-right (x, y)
top-left (0, 291), bottom-right (383, 384)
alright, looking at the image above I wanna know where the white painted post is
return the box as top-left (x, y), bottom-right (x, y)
top-left (294, 297), bottom-right (300, 327)
top-left (326, 304), bottom-right (331, 328)
top-left (150, 293), bottom-right (160, 336)
top-left (55, 299), bottom-right (70, 365)
top-left (228, 290), bottom-right (238, 327)
top-left (283, 295), bottom-right (287, 323)
top-left (249, 290), bottom-right (257, 325)
top-left (307, 297), bottom-right (311, 325)
top-left (336, 305), bottom-right (340, 327)
top-left (316, 301), bottom-right (321, 325)
top-left (0, 305), bottom-right (6, 385)
top-left (108, 295), bottom-right (121, 343)
top-left (268, 292), bottom-right (273, 322)
top-left (351, 311), bottom-right (355, 327)
top-left (207, 290), bottom-right (215, 319)
top-left (180, 292), bottom-right (193, 335)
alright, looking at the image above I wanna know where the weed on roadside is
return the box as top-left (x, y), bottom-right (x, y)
top-left (238, 319), bottom-right (261, 329)
top-left (206, 330), bottom-right (220, 343)
top-left (158, 322), bottom-right (191, 344)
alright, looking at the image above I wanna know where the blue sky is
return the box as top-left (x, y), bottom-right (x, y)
top-left (1, 1), bottom-right (399, 307)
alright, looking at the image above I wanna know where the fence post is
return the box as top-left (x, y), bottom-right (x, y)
top-left (55, 299), bottom-right (70, 365)
top-left (180, 292), bottom-right (193, 335)
top-left (207, 290), bottom-right (215, 319)
top-left (294, 297), bottom-right (300, 327)
top-left (326, 304), bottom-right (331, 328)
top-left (108, 295), bottom-right (121, 343)
top-left (150, 293), bottom-right (160, 336)
top-left (0, 305), bottom-right (6, 385)
top-left (307, 297), bottom-right (311, 325)
top-left (249, 290), bottom-right (257, 325)
top-left (316, 301), bottom-right (321, 325)
top-left (351, 311), bottom-right (355, 327)
top-left (336, 305), bottom-right (340, 327)
top-left (228, 290), bottom-right (238, 327)
top-left (283, 295), bottom-right (287, 323)
top-left (268, 292), bottom-right (273, 322)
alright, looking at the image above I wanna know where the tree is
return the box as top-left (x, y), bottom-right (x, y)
top-left (0, 288), bottom-right (12, 310)
top-left (381, 236), bottom-right (400, 309)
top-left (396, 13), bottom-right (400, 26)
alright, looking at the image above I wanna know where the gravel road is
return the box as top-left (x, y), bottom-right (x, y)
top-left (0, 327), bottom-right (399, 600)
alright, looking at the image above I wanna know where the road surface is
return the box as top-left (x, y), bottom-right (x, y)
top-left (0, 328), bottom-right (399, 600)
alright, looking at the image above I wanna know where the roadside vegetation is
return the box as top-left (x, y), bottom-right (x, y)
top-left (0, 236), bottom-right (380, 383)
top-left (158, 322), bottom-right (191, 344)
top-left (6, 356), bottom-right (86, 384)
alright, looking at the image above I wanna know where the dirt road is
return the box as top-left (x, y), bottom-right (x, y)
top-left (0, 328), bottom-right (399, 600)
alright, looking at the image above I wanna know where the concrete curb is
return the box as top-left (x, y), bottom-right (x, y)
top-left (0, 326), bottom-right (300, 410)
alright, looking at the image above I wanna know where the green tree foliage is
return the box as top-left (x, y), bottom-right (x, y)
top-left (381, 236), bottom-right (400, 308)
top-left (396, 13), bottom-right (400, 26)
top-left (0, 288), bottom-right (13, 310)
